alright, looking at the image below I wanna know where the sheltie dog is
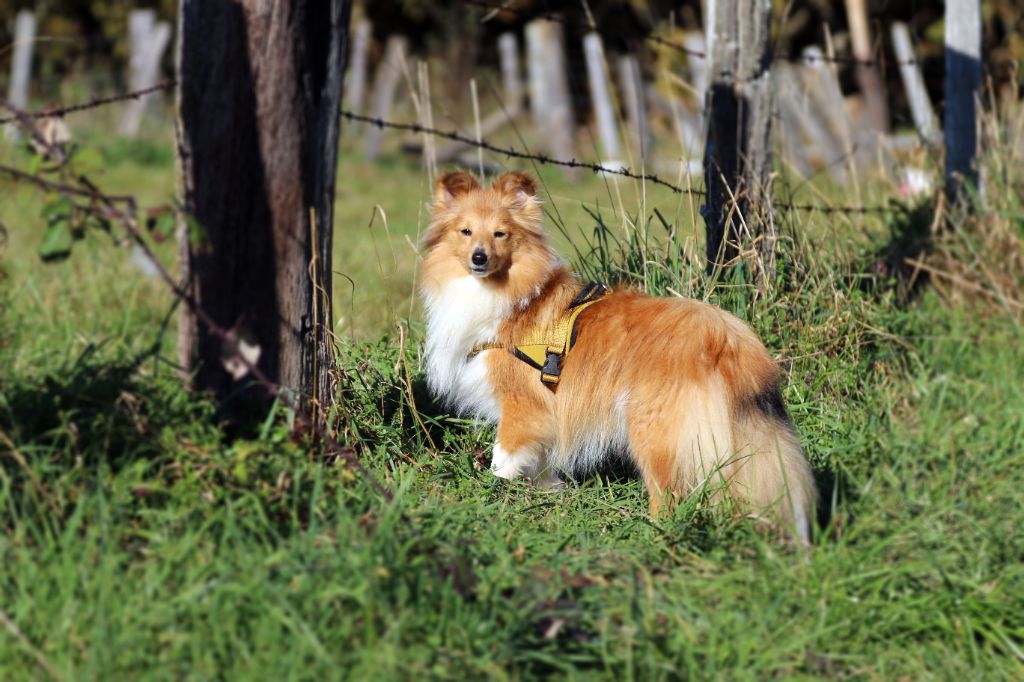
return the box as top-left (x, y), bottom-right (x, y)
top-left (420, 170), bottom-right (816, 542)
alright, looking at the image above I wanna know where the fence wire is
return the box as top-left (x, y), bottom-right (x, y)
top-left (0, 80), bottom-right (897, 216)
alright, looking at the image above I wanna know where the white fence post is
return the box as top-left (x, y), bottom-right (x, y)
top-left (498, 32), bottom-right (523, 113)
top-left (6, 10), bottom-right (36, 139)
top-left (617, 55), bottom-right (650, 161)
top-left (683, 32), bottom-right (707, 114)
top-left (363, 35), bottom-right (408, 160)
top-left (582, 32), bottom-right (622, 162)
top-left (844, 0), bottom-right (889, 132)
top-left (944, 0), bottom-right (982, 205)
top-left (119, 10), bottom-right (172, 136)
top-left (891, 23), bottom-right (938, 145)
top-left (344, 18), bottom-right (372, 130)
top-left (526, 20), bottom-right (575, 163)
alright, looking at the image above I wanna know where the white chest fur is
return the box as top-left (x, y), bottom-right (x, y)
top-left (422, 276), bottom-right (510, 421)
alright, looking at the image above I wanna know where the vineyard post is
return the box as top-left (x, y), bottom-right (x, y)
top-left (844, 0), bottom-right (890, 132)
top-left (343, 18), bottom-right (372, 132)
top-left (617, 54), bottom-right (650, 161)
top-left (498, 32), bottom-right (523, 112)
top-left (944, 0), bottom-right (982, 207)
top-left (5, 11), bottom-right (35, 140)
top-left (525, 19), bottom-right (575, 163)
top-left (120, 10), bottom-right (172, 137)
top-left (701, 0), bottom-right (774, 275)
top-left (364, 35), bottom-right (407, 160)
top-left (582, 32), bottom-right (622, 162)
top-left (176, 0), bottom-right (352, 418)
top-left (891, 23), bottom-right (938, 145)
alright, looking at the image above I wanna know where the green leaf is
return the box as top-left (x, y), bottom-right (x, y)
top-left (72, 147), bottom-right (104, 176)
top-left (38, 219), bottom-right (73, 261)
top-left (40, 195), bottom-right (73, 222)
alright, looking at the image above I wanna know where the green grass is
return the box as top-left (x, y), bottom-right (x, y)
top-left (1, 110), bottom-right (1023, 679)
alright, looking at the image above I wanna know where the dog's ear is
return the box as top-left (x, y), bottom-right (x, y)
top-left (434, 171), bottom-right (480, 207)
top-left (492, 171), bottom-right (538, 207)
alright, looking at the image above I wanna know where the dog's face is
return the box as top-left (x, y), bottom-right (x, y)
top-left (424, 171), bottom-right (542, 280)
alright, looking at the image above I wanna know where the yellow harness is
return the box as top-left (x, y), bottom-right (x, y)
top-left (468, 282), bottom-right (610, 387)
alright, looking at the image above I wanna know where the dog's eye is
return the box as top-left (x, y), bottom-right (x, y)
top-left (494, 231), bottom-right (507, 238)
top-left (460, 228), bottom-right (472, 236)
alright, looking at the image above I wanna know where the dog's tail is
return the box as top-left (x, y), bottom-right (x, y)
top-left (707, 311), bottom-right (817, 543)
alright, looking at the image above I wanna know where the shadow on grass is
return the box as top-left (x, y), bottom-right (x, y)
top-left (862, 200), bottom-right (936, 302)
top-left (0, 343), bottom-right (216, 477)
top-left (813, 465), bottom-right (859, 541)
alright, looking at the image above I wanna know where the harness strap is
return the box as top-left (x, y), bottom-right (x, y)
top-left (467, 282), bottom-right (609, 387)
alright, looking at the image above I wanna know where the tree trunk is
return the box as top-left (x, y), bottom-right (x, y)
top-left (176, 0), bottom-right (351, 419)
top-left (701, 0), bottom-right (774, 273)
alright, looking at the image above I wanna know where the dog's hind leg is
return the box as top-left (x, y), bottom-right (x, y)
top-left (626, 415), bottom-right (679, 516)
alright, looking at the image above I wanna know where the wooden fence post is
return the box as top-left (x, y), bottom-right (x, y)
top-left (7, 11), bottom-right (35, 109)
top-left (844, 0), bottom-right (889, 132)
top-left (891, 23), bottom-right (938, 145)
top-left (774, 65), bottom-right (819, 178)
top-left (498, 32), bottom-right (523, 112)
top-left (5, 10), bottom-right (36, 139)
top-left (120, 10), bottom-right (172, 136)
top-left (344, 18), bottom-right (372, 129)
top-left (802, 46), bottom-right (859, 180)
top-left (177, 0), bottom-right (352, 414)
top-left (364, 35), bottom-right (407, 160)
top-left (617, 54), bottom-right (650, 161)
top-left (702, 0), bottom-right (774, 273)
top-left (434, 35), bottom-right (524, 166)
top-left (582, 32), bottom-right (622, 161)
top-left (944, 0), bottom-right (982, 206)
top-left (526, 19), bottom-right (575, 163)
top-left (683, 32), bottom-right (708, 114)
top-left (417, 60), bottom-right (437, 185)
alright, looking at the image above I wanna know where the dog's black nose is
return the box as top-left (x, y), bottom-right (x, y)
top-left (471, 250), bottom-right (488, 266)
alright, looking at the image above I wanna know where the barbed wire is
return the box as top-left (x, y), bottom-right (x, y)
top-left (0, 80), bottom-right (175, 125)
top-left (342, 110), bottom-right (707, 199)
top-left (344, 111), bottom-right (892, 215)
top-left (460, 0), bottom-right (920, 68)
top-left (0, 79), bottom-right (894, 215)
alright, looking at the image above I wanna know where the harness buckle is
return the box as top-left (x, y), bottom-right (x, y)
top-left (540, 351), bottom-right (562, 385)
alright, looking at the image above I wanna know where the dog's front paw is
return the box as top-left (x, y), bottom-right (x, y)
top-left (532, 468), bottom-right (564, 491)
top-left (490, 442), bottom-right (524, 480)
